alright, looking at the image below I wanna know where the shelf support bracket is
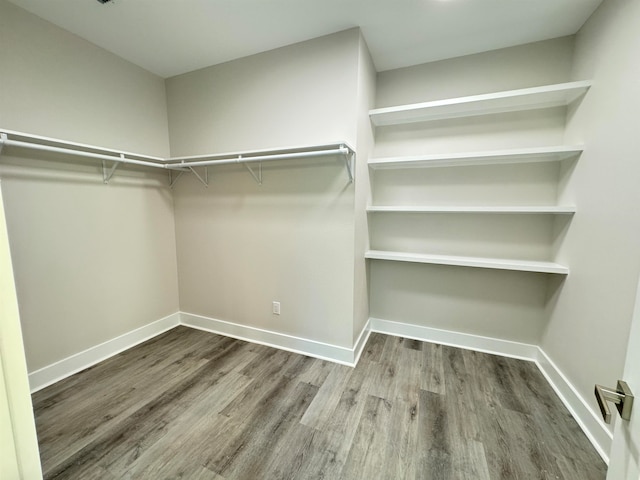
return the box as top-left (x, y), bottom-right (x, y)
top-left (344, 146), bottom-right (354, 183)
top-left (102, 154), bottom-right (122, 184)
top-left (169, 170), bottom-right (184, 189)
top-left (189, 166), bottom-right (208, 187)
top-left (244, 161), bottom-right (262, 185)
top-left (0, 133), bottom-right (7, 156)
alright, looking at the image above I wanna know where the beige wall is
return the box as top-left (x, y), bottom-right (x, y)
top-left (1, 164), bottom-right (180, 372)
top-left (0, 1), bottom-right (170, 157)
top-left (375, 36), bottom-right (575, 108)
top-left (544, 0), bottom-right (640, 435)
top-left (0, 0), bottom-right (180, 372)
top-left (368, 38), bottom-right (575, 344)
top-left (166, 29), bottom-right (359, 155)
top-left (352, 34), bottom-right (376, 342)
top-left (167, 30), bottom-right (361, 348)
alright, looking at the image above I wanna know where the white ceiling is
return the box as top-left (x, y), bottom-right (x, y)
top-left (8, 0), bottom-right (603, 78)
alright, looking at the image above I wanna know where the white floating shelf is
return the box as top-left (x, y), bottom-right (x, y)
top-left (367, 205), bottom-right (576, 214)
top-left (369, 80), bottom-right (591, 126)
top-left (368, 145), bottom-right (583, 169)
top-left (365, 250), bottom-right (569, 275)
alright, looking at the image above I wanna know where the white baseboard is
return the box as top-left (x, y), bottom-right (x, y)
top-left (369, 317), bottom-right (538, 361)
top-left (368, 316), bottom-right (611, 464)
top-left (28, 312), bottom-right (369, 394)
top-left (353, 318), bottom-right (372, 366)
top-left (180, 312), bottom-right (363, 366)
top-left (28, 312), bottom-right (181, 393)
top-left (27, 310), bottom-right (610, 465)
top-left (535, 348), bottom-right (612, 463)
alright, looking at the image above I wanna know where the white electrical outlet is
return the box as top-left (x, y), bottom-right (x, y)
top-left (272, 301), bottom-right (281, 315)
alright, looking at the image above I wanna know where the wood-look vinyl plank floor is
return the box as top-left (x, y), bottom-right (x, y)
top-left (32, 327), bottom-right (607, 479)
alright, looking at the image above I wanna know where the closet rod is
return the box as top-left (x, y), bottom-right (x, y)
top-left (0, 128), bottom-right (165, 161)
top-left (0, 134), bottom-right (352, 169)
top-left (166, 146), bottom-right (350, 169)
top-left (1, 137), bottom-right (168, 169)
top-left (0, 130), bottom-right (355, 183)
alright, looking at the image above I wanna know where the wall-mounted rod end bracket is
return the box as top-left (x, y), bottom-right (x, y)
top-left (342, 146), bottom-right (355, 184)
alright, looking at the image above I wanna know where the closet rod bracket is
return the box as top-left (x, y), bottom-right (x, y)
top-left (169, 170), bottom-right (184, 188)
top-left (189, 166), bottom-right (209, 187)
top-left (102, 154), bottom-right (122, 184)
top-left (243, 156), bottom-right (262, 185)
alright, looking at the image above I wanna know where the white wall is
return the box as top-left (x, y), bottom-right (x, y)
top-left (0, 0), bottom-right (180, 372)
top-left (167, 30), bottom-right (361, 349)
top-left (544, 0), bottom-right (640, 437)
top-left (369, 37), bottom-right (575, 345)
